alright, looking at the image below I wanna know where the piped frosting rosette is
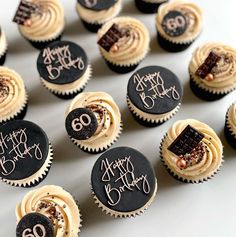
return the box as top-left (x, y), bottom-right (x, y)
top-left (226, 102), bottom-right (236, 138)
top-left (16, 185), bottom-right (82, 237)
top-left (19, 0), bottom-right (65, 42)
top-left (97, 17), bottom-right (150, 66)
top-left (0, 67), bottom-right (27, 123)
top-left (189, 43), bottom-right (236, 94)
top-left (160, 119), bottom-right (223, 183)
top-left (66, 92), bottom-right (122, 153)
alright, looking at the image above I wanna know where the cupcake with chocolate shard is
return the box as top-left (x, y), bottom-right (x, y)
top-left (91, 146), bottom-right (158, 217)
top-left (16, 185), bottom-right (82, 236)
top-left (0, 120), bottom-right (53, 187)
top-left (155, 0), bottom-right (203, 52)
top-left (65, 92), bottom-right (122, 154)
top-left (97, 17), bottom-right (150, 73)
top-left (76, 0), bottom-right (122, 33)
top-left (127, 66), bottom-right (183, 127)
top-left (0, 66), bottom-right (28, 124)
top-left (135, 0), bottom-right (168, 14)
top-left (225, 102), bottom-right (236, 149)
top-left (189, 43), bottom-right (236, 101)
top-left (13, 0), bottom-right (65, 50)
top-left (160, 119), bottom-right (223, 183)
top-left (37, 40), bottom-right (92, 99)
top-left (0, 27), bottom-right (7, 65)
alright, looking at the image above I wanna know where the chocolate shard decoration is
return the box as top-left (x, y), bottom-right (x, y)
top-left (97, 23), bottom-right (126, 52)
top-left (168, 125), bottom-right (204, 156)
top-left (13, 0), bottom-right (38, 25)
top-left (195, 51), bottom-right (221, 79)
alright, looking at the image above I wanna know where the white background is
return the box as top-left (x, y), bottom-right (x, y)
top-left (0, 0), bottom-right (236, 236)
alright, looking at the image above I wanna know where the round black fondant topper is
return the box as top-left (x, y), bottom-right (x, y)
top-left (16, 213), bottom-right (54, 237)
top-left (66, 108), bottom-right (98, 140)
top-left (162, 10), bottom-right (188, 37)
top-left (0, 120), bottom-right (49, 180)
top-left (91, 147), bottom-right (156, 212)
top-left (127, 66), bottom-right (183, 114)
top-left (78, 0), bottom-right (117, 11)
top-left (37, 41), bottom-right (88, 85)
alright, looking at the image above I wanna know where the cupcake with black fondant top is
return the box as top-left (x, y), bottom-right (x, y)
top-left (37, 40), bottom-right (92, 99)
top-left (76, 0), bottom-right (122, 33)
top-left (13, 0), bottom-right (65, 50)
top-left (135, 0), bottom-right (168, 14)
top-left (225, 102), bottom-right (236, 149)
top-left (91, 146), bottom-right (158, 218)
top-left (0, 66), bottom-right (28, 124)
top-left (189, 43), bottom-right (236, 101)
top-left (97, 17), bottom-right (150, 73)
top-left (0, 27), bottom-right (7, 65)
top-left (155, 0), bottom-right (203, 52)
top-left (65, 92), bottom-right (122, 153)
top-left (16, 185), bottom-right (82, 236)
top-left (0, 120), bottom-right (53, 187)
top-left (127, 66), bottom-right (183, 127)
top-left (160, 119), bottom-right (223, 183)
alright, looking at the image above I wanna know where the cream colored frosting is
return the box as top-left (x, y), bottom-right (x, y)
top-left (156, 0), bottom-right (203, 43)
top-left (143, 0), bottom-right (167, 3)
top-left (76, 0), bottom-right (121, 24)
top-left (97, 17), bottom-right (150, 66)
top-left (19, 0), bottom-right (65, 41)
top-left (41, 65), bottom-right (92, 95)
top-left (16, 185), bottom-right (81, 237)
top-left (66, 92), bottom-right (122, 152)
top-left (161, 119), bottom-right (223, 183)
top-left (0, 30), bottom-right (7, 56)
top-left (0, 67), bottom-right (27, 122)
top-left (189, 43), bottom-right (236, 94)
top-left (226, 102), bottom-right (236, 137)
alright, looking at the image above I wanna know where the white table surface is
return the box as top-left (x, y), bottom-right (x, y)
top-left (0, 0), bottom-right (236, 236)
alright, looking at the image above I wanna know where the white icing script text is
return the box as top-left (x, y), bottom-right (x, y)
top-left (83, 0), bottom-right (97, 8)
top-left (22, 224), bottom-right (46, 237)
top-left (72, 113), bottom-right (91, 132)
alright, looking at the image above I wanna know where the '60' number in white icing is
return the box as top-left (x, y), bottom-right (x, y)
top-left (84, 0), bottom-right (97, 8)
top-left (72, 114), bottom-right (91, 132)
top-left (166, 15), bottom-right (185, 31)
top-left (22, 224), bottom-right (46, 237)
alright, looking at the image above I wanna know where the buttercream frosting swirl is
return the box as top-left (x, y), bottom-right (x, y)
top-left (97, 17), bottom-right (150, 66)
top-left (189, 43), bottom-right (236, 94)
top-left (161, 119), bottom-right (223, 182)
top-left (0, 29), bottom-right (7, 56)
top-left (19, 0), bottom-right (65, 41)
top-left (16, 185), bottom-right (81, 237)
top-left (226, 102), bottom-right (236, 137)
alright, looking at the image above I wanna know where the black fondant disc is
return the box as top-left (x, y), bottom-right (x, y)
top-left (127, 66), bottom-right (183, 114)
top-left (16, 213), bottom-right (54, 237)
top-left (37, 41), bottom-right (88, 85)
top-left (66, 108), bottom-right (98, 140)
top-left (91, 146), bottom-right (156, 212)
top-left (0, 120), bottom-right (49, 180)
top-left (78, 0), bottom-right (117, 11)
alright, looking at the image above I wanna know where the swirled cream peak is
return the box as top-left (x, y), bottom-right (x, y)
top-left (19, 0), bottom-right (65, 41)
top-left (97, 17), bottom-right (150, 66)
top-left (162, 119), bottom-right (223, 182)
top-left (0, 67), bottom-right (27, 122)
top-left (189, 43), bottom-right (236, 93)
top-left (226, 102), bottom-right (236, 137)
top-left (156, 0), bottom-right (203, 43)
top-left (16, 185), bottom-right (81, 237)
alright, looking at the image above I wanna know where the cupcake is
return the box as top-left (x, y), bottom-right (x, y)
top-left (160, 119), bottom-right (223, 183)
top-left (65, 92), bottom-right (122, 154)
top-left (135, 0), bottom-right (168, 14)
top-left (37, 40), bottom-right (92, 99)
top-left (155, 0), bottom-right (203, 52)
top-left (225, 101), bottom-right (236, 149)
top-left (13, 0), bottom-right (65, 50)
top-left (91, 146), bottom-right (158, 218)
top-left (189, 43), bottom-right (236, 101)
top-left (97, 17), bottom-right (150, 73)
top-left (76, 0), bottom-right (122, 33)
top-left (0, 66), bottom-right (28, 124)
top-left (16, 185), bottom-right (82, 236)
top-left (127, 66), bottom-right (183, 127)
top-left (0, 120), bottom-right (53, 187)
top-left (0, 27), bottom-right (7, 65)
